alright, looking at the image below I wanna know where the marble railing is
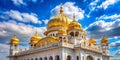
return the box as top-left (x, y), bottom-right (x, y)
top-left (16, 42), bottom-right (74, 56)
top-left (80, 44), bottom-right (102, 53)
top-left (60, 42), bottom-right (74, 48)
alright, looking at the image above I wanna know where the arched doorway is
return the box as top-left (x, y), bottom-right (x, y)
top-left (39, 57), bottom-right (42, 60)
top-left (35, 58), bottom-right (38, 60)
top-left (77, 56), bottom-right (79, 60)
top-left (98, 58), bottom-right (100, 60)
top-left (67, 55), bottom-right (71, 60)
top-left (44, 57), bottom-right (47, 60)
top-left (49, 56), bottom-right (53, 60)
top-left (87, 55), bottom-right (94, 60)
top-left (55, 55), bottom-right (60, 60)
top-left (31, 58), bottom-right (33, 60)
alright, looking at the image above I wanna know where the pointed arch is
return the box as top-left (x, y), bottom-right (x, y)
top-left (39, 57), bottom-right (42, 60)
top-left (35, 58), bottom-right (38, 60)
top-left (87, 55), bottom-right (94, 60)
top-left (98, 58), bottom-right (100, 60)
top-left (31, 58), bottom-right (33, 60)
top-left (49, 56), bottom-right (53, 60)
top-left (55, 55), bottom-right (60, 60)
top-left (67, 55), bottom-right (71, 60)
top-left (44, 57), bottom-right (47, 60)
top-left (77, 56), bottom-right (79, 60)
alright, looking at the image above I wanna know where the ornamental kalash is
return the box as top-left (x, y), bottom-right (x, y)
top-left (8, 5), bottom-right (110, 60)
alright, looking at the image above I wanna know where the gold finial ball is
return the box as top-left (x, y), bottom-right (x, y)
top-left (89, 37), bottom-right (96, 45)
top-left (30, 32), bottom-right (42, 43)
top-left (68, 20), bottom-right (82, 30)
top-left (10, 35), bottom-right (19, 45)
top-left (101, 36), bottom-right (108, 45)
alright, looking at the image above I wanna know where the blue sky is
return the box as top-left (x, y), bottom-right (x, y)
top-left (0, 0), bottom-right (120, 60)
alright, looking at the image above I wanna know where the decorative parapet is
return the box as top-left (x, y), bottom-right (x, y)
top-left (60, 42), bottom-right (74, 48)
top-left (15, 42), bottom-right (74, 56)
top-left (80, 43), bottom-right (102, 53)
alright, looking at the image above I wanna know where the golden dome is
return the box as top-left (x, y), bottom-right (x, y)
top-left (89, 36), bottom-right (96, 45)
top-left (101, 36), bottom-right (108, 45)
top-left (58, 29), bottom-right (67, 35)
top-left (30, 32), bottom-right (42, 44)
top-left (10, 35), bottom-right (19, 45)
top-left (47, 5), bottom-right (71, 30)
top-left (68, 14), bottom-right (82, 30)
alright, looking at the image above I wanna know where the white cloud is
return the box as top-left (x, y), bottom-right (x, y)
top-left (86, 20), bottom-right (120, 39)
top-left (0, 43), bottom-right (29, 60)
top-left (42, 19), bottom-right (49, 24)
top-left (97, 14), bottom-right (120, 20)
top-left (110, 40), bottom-right (120, 47)
top-left (86, 0), bottom-right (99, 18)
top-left (115, 50), bottom-right (120, 55)
top-left (51, 2), bottom-right (84, 21)
top-left (97, 0), bottom-right (118, 10)
top-left (12, 0), bottom-right (26, 6)
top-left (0, 43), bottom-right (9, 60)
top-left (0, 20), bottom-right (46, 43)
top-left (87, 20), bottom-right (115, 31)
top-left (1, 10), bottom-right (41, 24)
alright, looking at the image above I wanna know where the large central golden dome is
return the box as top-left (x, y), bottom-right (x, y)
top-left (47, 6), bottom-right (71, 30)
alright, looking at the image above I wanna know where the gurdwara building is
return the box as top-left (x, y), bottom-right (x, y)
top-left (8, 5), bottom-right (110, 60)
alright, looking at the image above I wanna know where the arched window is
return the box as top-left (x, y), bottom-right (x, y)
top-left (39, 57), bottom-right (42, 60)
top-left (67, 55), bottom-right (71, 60)
top-left (70, 32), bottom-right (74, 36)
top-left (75, 32), bottom-right (79, 36)
top-left (44, 57), bottom-right (47, 60)
top-left (77, 56), bottom-right (79, 60)
top-left (35, 58), bottom-right (38, 60)
top-left (31, 58), bottom-right (33, 60)
top-left (49, 56), bottom-right (53, 60)
top-left (55, 55), bottom-right (60, 60)
top-left (87, 55), bottom-right (94, 60)
top-left (82, 56), bottom-right (84, 60)
top-left (98, 58), bottom-right (100, 60)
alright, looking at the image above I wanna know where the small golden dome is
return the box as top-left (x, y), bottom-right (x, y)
top-left (47, 5), bottom-right (71, 30)
top-left (30, 32), bottom-right (42, 43)
top-left (101, 36), bottom-right (108, 45)
top-left (58, 29), bottom-right (67, 35)
top-left (89, 36), bottom-right (96, 45)
top-left (68, 14), bottom-right (82, 30)
top-left (10, 35), bottom-right (19, 45)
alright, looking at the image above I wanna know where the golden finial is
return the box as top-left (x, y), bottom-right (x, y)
top-left (60, 3), bottom-right (63, 14)
top-left (13, 33), bottom-right (16, 38)
top-left (35, 29), bottom-right (39, 36)
top-left (73, 13), bottom-right (75, 20)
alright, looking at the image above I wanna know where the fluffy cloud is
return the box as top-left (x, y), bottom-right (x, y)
top-left (42, 19), bottom-right (49, 24)
top-left (97, 0), bottom-right (118, 10)
top-left (0, 20), bottom-right (46, 44)
top-left (86, 0), bottom-right (99, 18)
top-left (0, 10), bottom-right (41, 24)
top-left (86, 20), bottom-right (120, 39)
top-left (115, 50), bottom-right (120, 55)
top-left (97, 14), bottom-right (120, 20)
top-left (0, 43), bottom-right (9, 60)
top-left (0, 43), bottom-right (29, 60)
top-left (110, 40), bottom-right (120, 47)
top-left (12, 0), bottom-right (26, 6)
top-left (51, 2), bottom-right (84, 21)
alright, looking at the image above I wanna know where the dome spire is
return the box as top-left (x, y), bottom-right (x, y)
top-left (13, 33), bottom-right (16, 38)
top-left (10, 33), bottom-right (19, 45)
top-left (60, 3), bottom-right (63, 14)
top-left (73, 13), bottom-right (76, 21)
top-left (35, 29), bottom-right (39, 36)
